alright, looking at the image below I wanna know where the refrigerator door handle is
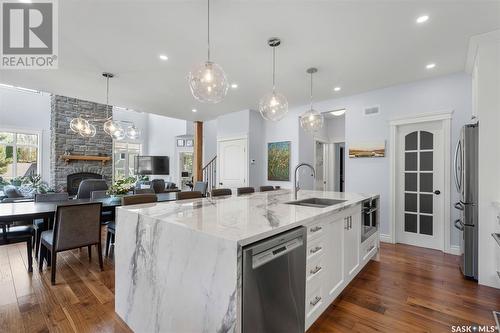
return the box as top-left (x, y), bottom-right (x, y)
top-left (454, 219), bottom-right (464, 231)
top-left (453, 140), bottom-right (461, 193)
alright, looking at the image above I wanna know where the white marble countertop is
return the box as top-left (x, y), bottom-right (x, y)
top-left (117, 189), bottom-right (378, 245)
top-left (118, 190), bottom-right (377, 245)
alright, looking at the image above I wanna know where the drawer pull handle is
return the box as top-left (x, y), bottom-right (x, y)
top-left (310, 296), bottom-right (322, 306)
top-left (310, 226), bottom-right (322, 233)
top-left (310, 246), bottom-right (322, 254)
top-left (310, 266), bottom-right (322, 275)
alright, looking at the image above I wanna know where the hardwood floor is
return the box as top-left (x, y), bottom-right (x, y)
top-left (0, 238), bottom-right (498, 332)
top-left (308, 243), bottom-right (500, 333)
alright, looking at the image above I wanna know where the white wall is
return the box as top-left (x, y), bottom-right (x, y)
top-left (0, 87), bottom-right (189, 187)
top-left (203, 119), bottom-right (217, 165)
top-left (472, 32), bottom-right (500, 289)
top-left (0, 87), bottom-right (51, 183)
top-left (205, 73), bottom-right (471, 247)
top-left (216, 109), bottom-right (250, 139)
top-left (326, 116), bottom-right (345, 143)
top-left (249, 110), bottom-right (265, 188)
top-left (146, 113), bottom-right (187, 184)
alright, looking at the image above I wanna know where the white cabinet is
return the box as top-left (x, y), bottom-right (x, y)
top-left (343, 211), bottom-right (360, 280)
top-left (326, 215), bottom-right (344, 299)
top-left (305, 204), bottom-right (367, 329)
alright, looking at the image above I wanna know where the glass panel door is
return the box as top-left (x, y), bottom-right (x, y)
top-left (404, 131), bottom-right (434, 236)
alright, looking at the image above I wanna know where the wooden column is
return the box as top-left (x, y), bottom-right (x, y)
top-left (193, 121), bottom-right (203, 182)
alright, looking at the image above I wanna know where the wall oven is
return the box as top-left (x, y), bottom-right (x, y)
top-left (361, 198), bottom-right (379, 243)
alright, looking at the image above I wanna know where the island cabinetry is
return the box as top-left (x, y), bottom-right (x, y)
top-left (305, 204), bottom-right (366, 329)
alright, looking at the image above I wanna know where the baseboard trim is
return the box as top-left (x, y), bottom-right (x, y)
top-left (379, 233), bottom-right (393, 243)
top-left (446, 245), bottom-right (461, 256)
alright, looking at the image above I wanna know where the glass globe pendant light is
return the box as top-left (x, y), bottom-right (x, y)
top-left (300, 68), bottom-right (324, 132)
top-left (101, 73), bottom-right (120, 136)
top-left (188, 0), bottom-right (228, 103)
top-left (126, 124), bottom-right (140, 140)
top-left (80, 122), bottom-right (96, 138)
top-left (70, 117), bottom-right (88, 133)
top-left (259, 38), bottom-right (288, 121)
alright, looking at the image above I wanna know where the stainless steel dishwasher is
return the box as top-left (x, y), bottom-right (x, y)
top-left (242, 227), bottom-right (306, 333)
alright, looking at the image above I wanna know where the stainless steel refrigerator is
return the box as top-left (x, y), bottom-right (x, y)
top-left (453, 122), bottom-right (478, 280)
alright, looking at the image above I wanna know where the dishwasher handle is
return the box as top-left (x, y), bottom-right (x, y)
top-left (252, 236), bottom-right (304, 269)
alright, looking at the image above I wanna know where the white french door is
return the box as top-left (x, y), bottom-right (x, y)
top-left (396, 121), bottom-right (445, 250)
top-left (217, 138), bottom-right (248, 188)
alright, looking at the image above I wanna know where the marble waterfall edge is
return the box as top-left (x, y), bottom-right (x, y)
top-left (115, 208), bottom-right (239, 333)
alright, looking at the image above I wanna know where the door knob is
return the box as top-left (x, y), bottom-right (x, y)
top-left (434, 190), bottom-right (441, 195)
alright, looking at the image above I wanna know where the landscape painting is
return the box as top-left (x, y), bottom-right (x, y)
top-left (268, 141), bottom-right (291, 181)
top-left (349, 142), bottom-right (385, 158)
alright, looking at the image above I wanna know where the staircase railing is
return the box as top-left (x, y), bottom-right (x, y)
top-left (202, 155), bottom-right (217, 192)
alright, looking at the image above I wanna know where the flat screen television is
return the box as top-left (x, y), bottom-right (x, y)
top-left (135, 156), bottom-right (169, 175)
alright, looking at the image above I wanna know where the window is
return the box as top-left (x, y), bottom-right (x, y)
top-left (114, 142), bottom-right (141, 179)
top-left (0, 130), bottom-right (40, 181)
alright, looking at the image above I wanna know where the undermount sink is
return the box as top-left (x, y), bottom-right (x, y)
top-left (285, 198), bottom-right (347, 208)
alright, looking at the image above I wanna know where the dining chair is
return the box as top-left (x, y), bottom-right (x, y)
top-left (34, 192), bottom-right (69, 258)
top-left (76, 180), bottom-right (108, 199)
top-left (211, 188), bottom-right (232, 197)
top-left (0, 224), bottom-right (34, 272)
top-left (237, 187), bottom-right (255, 195)
top-left (176, 191), bottom-right (202, 200)
top-left (105, 194), bottom-right (157, 257)
top-left (151, 179), bottom-right (166, 193)
top-left (39, 202), bottom-right (103, 284)
top-left (193, 182), bottom-right (208, 197)
top-left (135, 188), bottom-right (155, 194)
top-left (259, 186), bottom-right (275, 192)
top-left (90, 190), bottom-right (109, 200)
top-left (90, 190), bottom-right (114, 227)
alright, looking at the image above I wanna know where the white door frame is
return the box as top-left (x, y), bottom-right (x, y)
top-left (389, 111), bottom-right (453, 253)
top-left (313, 136), bottom-right (329, 191)
top-left (216, 134), bottom-right (249, 187)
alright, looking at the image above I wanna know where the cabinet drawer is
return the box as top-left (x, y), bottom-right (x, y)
top-left (305, 285), bottom-right (324, 319)
top-left (361, 232), bottom-right (378, 263)
top-left (307, 236), bottom-right (326, 261)
top-left (306, 255), bottom-right (325, 285)
top-left (307, 220), bottom-right (326, 241)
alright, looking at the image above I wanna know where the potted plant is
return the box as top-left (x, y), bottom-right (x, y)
top-left (107, 177), bottom-right (136, 200)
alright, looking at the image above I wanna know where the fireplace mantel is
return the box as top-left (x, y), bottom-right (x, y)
top-left (61, 155), bottom-right (111, 166)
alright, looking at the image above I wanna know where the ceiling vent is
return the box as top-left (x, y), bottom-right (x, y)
top-left (364, 106), bottom-right (380, 116)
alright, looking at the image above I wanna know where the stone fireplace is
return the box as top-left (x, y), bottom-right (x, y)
top-left (50, 95), bottom-right (113, 192)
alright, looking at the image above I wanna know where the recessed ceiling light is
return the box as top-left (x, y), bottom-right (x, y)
top-left (231, 83), bottom-right (238, 89)
top-left (426, 63), bottom-right (436, 69)
top-left (159, 54), bottom-right (168, 61)
top-left (192, 108), bottom-right (197, 113)
top-left (330, 109), bottom-right (346, 116)
top-left (416, 15), bottom-right (429, 24)
top-left (333, 87), bottom-right (341, 92)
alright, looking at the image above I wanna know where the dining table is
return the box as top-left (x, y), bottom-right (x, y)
top-left (0, 192), bottom-right (178, 226)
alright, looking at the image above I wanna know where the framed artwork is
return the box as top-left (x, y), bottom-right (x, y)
top-left (185, 139), bottom-right (193, 147)
top-left (268, 141), bottom-right (291, 181)
top-left (349, 141), bottom-right (385, 158)
top-left (177, 139), bottom-right (185, 147)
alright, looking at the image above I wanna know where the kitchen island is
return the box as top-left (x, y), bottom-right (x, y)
top-left (115, 190), bottom-right (379, 333)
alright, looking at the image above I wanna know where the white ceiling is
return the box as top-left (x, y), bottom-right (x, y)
top-left (1, 0), bottom-right (499, 121)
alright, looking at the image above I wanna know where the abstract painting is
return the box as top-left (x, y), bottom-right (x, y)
top-left (349, 142), bottom-right (385, 158)
top-left (268, 141), bottom-right (291, 181)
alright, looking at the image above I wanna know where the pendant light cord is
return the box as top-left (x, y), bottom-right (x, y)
top-left (106, 75), bottom-right (110, 118)
top-left (207, 0), bottom-right (211, 61)
top-left (310, 72), bottom-right (314, 110)
top-left (272, 46), bottom-right (276, 92)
